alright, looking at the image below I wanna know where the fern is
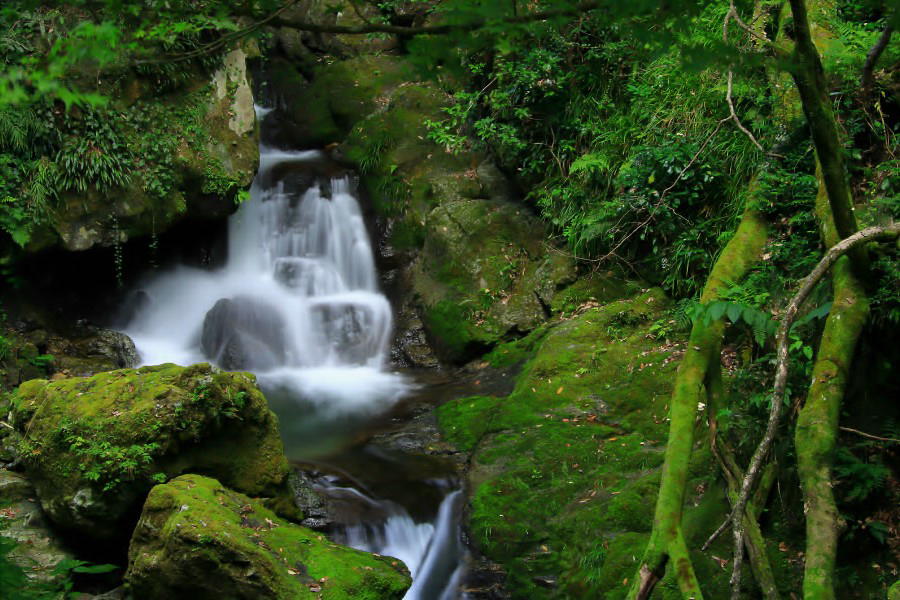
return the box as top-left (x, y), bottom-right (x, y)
top-left (834, 446), bottom-right (889, 503)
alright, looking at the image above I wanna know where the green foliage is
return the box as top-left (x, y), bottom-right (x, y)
top-left (60, 417), bottom-right (163, 493)
top-left (426, 4), bottom-right (762, 297)
top-left (55, 110), bottom-right (131, 193)
top-left (833, 445), bottom-right (890, 504)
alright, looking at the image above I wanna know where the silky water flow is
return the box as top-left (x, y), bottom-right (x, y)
top-left (123, 106), bottom-right (465, 600)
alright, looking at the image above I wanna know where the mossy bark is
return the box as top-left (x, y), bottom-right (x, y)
top-left (630, 207), bottom-right (767, 599)
top-left (787, 0), bottom-right (864, 269)
top-left (794, 173), bottom-right (868, 600)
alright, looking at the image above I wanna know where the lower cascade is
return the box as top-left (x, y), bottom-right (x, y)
top-left (122, 106), bottom-right (465, 599)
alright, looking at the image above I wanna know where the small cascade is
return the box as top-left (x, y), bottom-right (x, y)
top-left (121, 106), bottom-right (465, 598)
top-left (325, 481), bottom-right (466, 600)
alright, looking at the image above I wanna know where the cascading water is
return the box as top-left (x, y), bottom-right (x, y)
top-left (122, 106), bottom-right (465, 599)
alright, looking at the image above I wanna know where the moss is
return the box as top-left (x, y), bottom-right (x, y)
top-left (437, 289), bottom-right (727, 597)
top-left (267, 58), bottom-right (341, 148)
top-left (127, 474), bottom-right (410, 599)
top-left (10, 363), bottom-right (288, 540)
top-left (550, 275), bottom-right (642, 314)
top-left (888, 580), bottom-right (900, 600)
top-left (412, 199), bottom-right (575, 362)
top-left (481, 327), bottom-right (548, 369)
top-left (422, 301), bottom-right (481, 362)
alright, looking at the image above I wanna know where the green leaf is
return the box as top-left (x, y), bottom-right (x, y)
top-left (726, 303), bottom-right (743, 324)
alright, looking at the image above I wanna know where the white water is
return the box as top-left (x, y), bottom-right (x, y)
top-left (333, 486), bottom-right (465, 599)
top-left (122, 106), bottom-right (464, 599)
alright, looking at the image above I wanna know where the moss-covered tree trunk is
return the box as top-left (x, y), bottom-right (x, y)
top-left (787, 0), bottom-right (865, 269)
top-left (630, 207), bottom-right (768, 599)
top-left (782, 2), bottom-right (869, 597)
top-left (793, 175), bottom-right (868, 600)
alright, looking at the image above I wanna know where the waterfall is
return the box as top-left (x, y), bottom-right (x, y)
top-left (121, 105), bottom-right (465, 599)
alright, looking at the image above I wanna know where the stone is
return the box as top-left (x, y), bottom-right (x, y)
top-left (0, 469), bottom-right (74, 584)
top-left (201, 296), bottom-right (288, 371)
top-left (9, 363), bottom-right (288, 541)
top-left (126, 474), bottom-right (411, 599)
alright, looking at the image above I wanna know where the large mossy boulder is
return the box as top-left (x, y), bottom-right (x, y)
top-left (437, 289), bottom-right (741, 598)
top-left (310, 56), bottom-right (576, 364)
top-left (29, 47), bottom-right (259, 253)
top-left (126, 474), bottom-right (411, 600)
top-left (9, 363), bottom-right (288, 540)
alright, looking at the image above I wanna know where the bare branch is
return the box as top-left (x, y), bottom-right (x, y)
top-left (726, 70), bottom-right (765, 152)
top-left (839, 426), bottom-right (900, 444)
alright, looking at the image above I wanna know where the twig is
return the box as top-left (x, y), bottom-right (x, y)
top-left (839, 426), bottom-right (900, 444)
top-left (726, 70), bottom-right (765, 153)
top-left (727, 223), bottom-right (900, 600)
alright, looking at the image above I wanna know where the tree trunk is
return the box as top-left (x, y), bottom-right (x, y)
top-left (787, 0), bottom-right (865, 270)
top-left (794, 175), bottom-right (867, 600)
top-left (630, 206), bottom-right (768, 600)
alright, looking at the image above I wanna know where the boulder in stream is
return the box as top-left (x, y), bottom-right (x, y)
top-left (126, 474), bottom-right (411, 599)
top-left (201, 296), bottom-right (288, 371)
top-left (9, 363), bottom-right (288, 541)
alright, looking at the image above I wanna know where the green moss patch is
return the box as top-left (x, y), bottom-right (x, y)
top-left (10, 363), bottom-right (288, 540)
top-left (438, 289), bottom-right (733, 597)
top-left (127, 474), bottom-right (410, 599)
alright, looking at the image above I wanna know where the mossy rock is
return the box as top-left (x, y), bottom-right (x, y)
top-left (0, 470), bottom-right (75, 585)
top-left (126, 474), bottom-right (411, 600)
top-left (267, 55), bottom-right (410, 149)
top-left (31, 48), bottom-right (258, 253)
top-left (412, 198), bottom-right (575, 362)
top-left (9, 363), bottom-right (288, 540)
top-left (437, 289), bottom-right (731, 598)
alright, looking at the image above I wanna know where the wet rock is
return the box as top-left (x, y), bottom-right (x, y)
top-left (46, 327), bottom-right (139, 377)
top-left (0, 469), bottom-right (74, 585)
top-left (287, 469), bottom-right (333, 531)
top-left (309, 302), bottom-right (372, 365)
top-left (201, 296), bottom-right (288, 371)
top-left (10, 363), bottom-right (288, 541)
top-left (126, 474), bottom-right (411, 600)
top-left (391, 298), bottom-right (440, 369)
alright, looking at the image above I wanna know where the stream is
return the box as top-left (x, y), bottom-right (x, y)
top-left (119, 106), bottom-right (466, 599)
